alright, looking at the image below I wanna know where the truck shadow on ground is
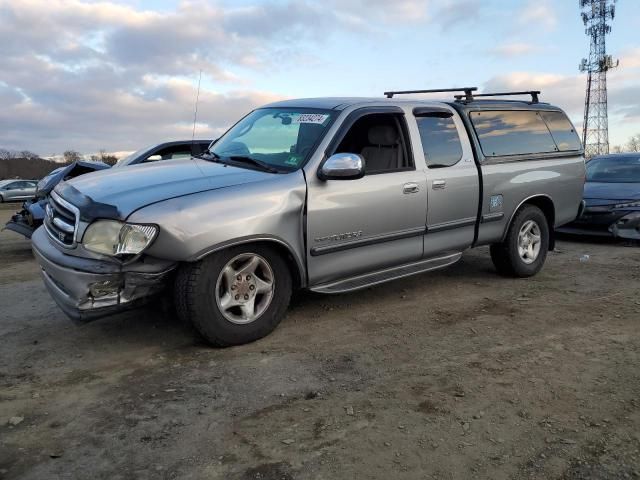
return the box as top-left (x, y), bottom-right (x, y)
top-left (79, 252), bottom-right (498, 349)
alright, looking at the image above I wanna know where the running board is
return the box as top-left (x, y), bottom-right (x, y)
top-left (310, 252), bottom-right (463, 294)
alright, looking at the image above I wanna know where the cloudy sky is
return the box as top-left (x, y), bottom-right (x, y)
top-left (1, 0), bottom-right (639, 156)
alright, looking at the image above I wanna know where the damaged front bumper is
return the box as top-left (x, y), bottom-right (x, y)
top-left (557, 207), bottom-right (640, 241)
top-left (609, 211), bottom-right (640, 240)
top-left (31, 226), bottom-right (176, 323)
top-left (3, 199), bottom-right (45, 239)
top-left (4, 215), bottom-right (36, 239)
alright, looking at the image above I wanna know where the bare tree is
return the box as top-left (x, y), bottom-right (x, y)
top-left (101, 155), bottom-right (118, 166)
top-left (626, 134), bottom-right (640, 153)
top-left (20, 150), bottom-right (39, 160)
top-left (63, 150), bottom-right (82, 163)
top-left (0, 148), bottom-right (16, 160)
top-left (98, 149), bottom-right (118, 166)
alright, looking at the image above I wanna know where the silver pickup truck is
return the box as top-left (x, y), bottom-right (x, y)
top-left (31, 88), bottom-right (586, 346)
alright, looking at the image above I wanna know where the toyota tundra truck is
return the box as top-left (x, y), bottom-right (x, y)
top-left (31, 88), bottom-right (586, 346)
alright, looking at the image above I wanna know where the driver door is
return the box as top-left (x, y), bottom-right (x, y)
top-left (305, 108), bottom-right (427, 285)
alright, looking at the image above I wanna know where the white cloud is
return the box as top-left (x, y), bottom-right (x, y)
top-left (483, 68), bottom-right (640, 146)
top-left (0, 0), bottom-right (487, 154)
top-left (483, 72), bottom-right (583, 117)
top-left (519, 0), bottom-right (557, 31)
top-left (619, 47), bottom-right (640, 69)
top-left (1, 0), bottom-right (635, 154)
top-left (490, 42), bottom-right (540, 57)
top-left (331, 0), bottom-right (430, 26)
top-left (434, 0), bottom-right (482, 30)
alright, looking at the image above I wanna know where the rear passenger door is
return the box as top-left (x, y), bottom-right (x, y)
top-left (412, 107), bottom-right (479, 257)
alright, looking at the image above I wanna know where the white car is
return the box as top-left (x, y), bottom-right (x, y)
top-left (0, 179), bottom-right (38, 202)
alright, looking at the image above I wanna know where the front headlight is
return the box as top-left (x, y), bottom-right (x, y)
top-left (82, 220), bottom-right (158, 256)
top-left (613, 201), bottom-right (640, 209)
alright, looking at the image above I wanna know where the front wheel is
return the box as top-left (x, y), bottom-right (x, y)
top-left (175, 245), bottom-right (292, 347)
top-left (490, 205), bottom-right (549, 278)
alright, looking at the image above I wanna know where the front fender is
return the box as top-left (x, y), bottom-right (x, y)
top-left (127, 171), bottom-right (307, 283)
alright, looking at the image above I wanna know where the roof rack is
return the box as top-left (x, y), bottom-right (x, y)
top-left (454, 90), bottom-right (541, 103)
top-left (384, 87), bottom-right (477, 101)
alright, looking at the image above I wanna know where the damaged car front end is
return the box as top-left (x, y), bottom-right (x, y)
top-left (557, 154), bottom-right (640, 241)
top-left (31, 186), bottom-right (175, 322)
top-left (564, 199), bottom-right (640, 240)
top-left (5, 160), bottom-right (110, 239)
top-left (30, 154), bottom-right (287, 323)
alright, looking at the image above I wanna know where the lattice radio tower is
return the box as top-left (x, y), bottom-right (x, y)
top-left (579, 0), bottom-right (618, 158)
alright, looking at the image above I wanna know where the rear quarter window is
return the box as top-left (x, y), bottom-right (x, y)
top-left (540, 111), bottom-right (582, 151)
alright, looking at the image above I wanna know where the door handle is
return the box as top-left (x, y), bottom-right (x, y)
top-left (432, 180), bottom-right (446, 190)
top-left (403, 183), bottom-right (419, 194)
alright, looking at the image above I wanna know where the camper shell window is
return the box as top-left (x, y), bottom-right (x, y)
top-left (470, 110), bottom-right (581, 158)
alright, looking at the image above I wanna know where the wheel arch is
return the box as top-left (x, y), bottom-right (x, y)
top-left (190, 236), bottom-right (306, 289)
top-left (503, 195), bottom-right (556, 250)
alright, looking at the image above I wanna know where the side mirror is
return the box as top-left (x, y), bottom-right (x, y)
top-left (318, 153), bottom-right (365, 181)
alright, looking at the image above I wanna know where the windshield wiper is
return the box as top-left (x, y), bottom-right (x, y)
top-left (193, 149), bottom-right (221, 162)
top-left (226, 155), bottom-right (280, 173)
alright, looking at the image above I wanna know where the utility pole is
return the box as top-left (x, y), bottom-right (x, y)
top-left (579, 0), bottom-right (618, 158)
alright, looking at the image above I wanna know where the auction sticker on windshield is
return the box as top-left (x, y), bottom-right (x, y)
top-left (296, 114), bottom-right (329, 124)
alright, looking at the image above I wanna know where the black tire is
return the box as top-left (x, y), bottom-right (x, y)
top-left (174, 245), bottom-right (292, 347)
top-left (0, 194), bottom-right (4, 203)
top-left (490, 205), bottom-right (549, 278)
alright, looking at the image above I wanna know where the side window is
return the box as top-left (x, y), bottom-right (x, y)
top-left (169, 151), bottom-right (192, 159)
top-left (416, 115), bottom-right (463, 168)
top-left (334, 113), bottom-right (413, 174)
top-left (471, 110), bottom-right (557, 157)
top-left (540, 111), bottom-right (582, 151)
top-left (145, 145), bottom-right (192, 162)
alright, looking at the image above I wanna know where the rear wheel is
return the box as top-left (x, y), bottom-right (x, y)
top-left (490, 205), bottom-right (549, 277)
top-left (175, 245), bottom-right (292, 347)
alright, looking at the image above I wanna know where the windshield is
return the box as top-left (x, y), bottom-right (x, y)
top-left (586, 156), bottom-right (640, 183)
top-left (209, 108), bottom-right (335, 171)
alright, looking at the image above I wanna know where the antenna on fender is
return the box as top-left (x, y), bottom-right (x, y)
top-left (191, 69), bottom-right (203, 158)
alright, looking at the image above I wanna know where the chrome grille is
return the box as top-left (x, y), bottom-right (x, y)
top-left (44, 193), bottom-right (79, 247)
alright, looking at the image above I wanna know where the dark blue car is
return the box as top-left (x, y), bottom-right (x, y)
top-left (4, 140), bottom-right (212, 239)
top-left (558, 153), bottom-right (640, 240)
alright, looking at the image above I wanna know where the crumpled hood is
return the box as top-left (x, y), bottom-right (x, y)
top-left (38, 160), bottom-right (110, 196)
top-left (584, 181), bottom-right (640, 205)
top-left (57, 158), bottom-right (272, 218)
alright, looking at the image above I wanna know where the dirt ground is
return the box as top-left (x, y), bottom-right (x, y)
top-left (1, 204), bottom-right (639, 480)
